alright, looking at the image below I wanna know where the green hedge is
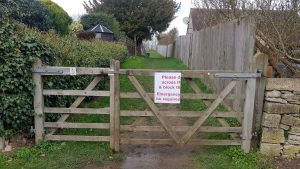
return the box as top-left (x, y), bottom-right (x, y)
top-left (36, 31), bottom-right (128, 66)
top-left (0, 0), bottom-right (53, 31)
top-left (0, 19), bottom-right (128, 137)
top-left (41, 0), bottom-right (72, 35)
top-left (0, 19), bottom-right (55, 136)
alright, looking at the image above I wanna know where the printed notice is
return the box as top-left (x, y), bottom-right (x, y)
top-left (154, 72), bottom-right (181, 104)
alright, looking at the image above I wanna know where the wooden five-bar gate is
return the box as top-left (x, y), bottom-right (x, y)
top-left (32, 55), bottom-right (265, 153)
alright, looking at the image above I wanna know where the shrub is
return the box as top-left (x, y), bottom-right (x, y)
top-left (69, 22), bottom-right (84, 34)
top-left (41, 0), bottom-right (72, 35)
top-left (0, 0), bottom-right (53, 31)
top-left (0, 19), bottom-right (128, 136)
top-left (0, 19), bottom-right (54, 134)
top-left (80, 13), bottom-right (120, 40)
top-left (34, 31), bottom-right (128, 66)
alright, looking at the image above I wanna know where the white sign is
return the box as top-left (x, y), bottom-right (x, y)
top-left (70, 67), bottom-right (77, 76)
top-left (154, 72), bottom-right (181, 104)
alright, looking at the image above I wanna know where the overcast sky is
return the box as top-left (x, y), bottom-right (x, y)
top-left (52, 0), bottom-right (192, 35)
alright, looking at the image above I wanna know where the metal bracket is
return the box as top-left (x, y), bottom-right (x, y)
top-left (214, 73), bottom-right (261, 78)
top-left (107, 69), bottom-right (115, 76)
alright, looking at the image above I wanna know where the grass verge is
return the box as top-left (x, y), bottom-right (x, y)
top-left (192, 146), bottom-right (275, 169)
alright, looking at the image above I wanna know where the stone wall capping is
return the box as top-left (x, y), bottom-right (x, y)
top-left (266, 78), bottom-right (300, 91)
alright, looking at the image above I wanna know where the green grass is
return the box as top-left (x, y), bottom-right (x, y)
top-left (0, 141), bottom-right (122, 169)
top-left (192, 146), bottom-right (275, 169)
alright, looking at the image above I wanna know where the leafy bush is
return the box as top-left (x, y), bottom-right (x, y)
top-left (69, 21), bottom-right (84, 34)
top-left (0, 18), bottom-right (128, 135)
top-left (81, 13), bottom-right (120, 40)
top-left (0, 19), bottom-right (54, 134)
top-left (34, 31), bottom-right (128, 66)
top-left (0, 0), bottom-right (53, 31)
top-left (41, 0), bottom-right (72, 35)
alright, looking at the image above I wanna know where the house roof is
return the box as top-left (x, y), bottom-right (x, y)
top-left (87, 24), bottom-right (113, 34)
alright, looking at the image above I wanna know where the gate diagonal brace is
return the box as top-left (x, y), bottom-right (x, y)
top-left (128, 76), bottom-right (180, 144)
top-left (181, 81), bottom-right (237, 144)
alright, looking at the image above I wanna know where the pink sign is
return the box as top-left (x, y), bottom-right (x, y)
top-left (154, 72), bottom-right (181, 104)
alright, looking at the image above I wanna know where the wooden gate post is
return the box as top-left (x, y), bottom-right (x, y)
top-left (33, 58), bottom-right (45, 144)
top-left (241, 78), bottom-right (257, 153)
top-left (252, 53), bottom-right (268, 133)
top-left (109, 60), bottom-right (120, 151)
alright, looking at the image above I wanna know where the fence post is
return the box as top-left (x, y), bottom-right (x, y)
top-left (110, 60), bottom-right (120, 151)
top-left (241, 53), bottom-right (266, 153)
top-left (33, 58), bottom-right (44, 144)
top-left (251, 53), bottom-right (268, 134)
top-left (242, 78), bottom-right (257, 153)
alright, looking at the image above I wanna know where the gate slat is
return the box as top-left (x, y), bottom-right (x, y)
top-left (44, 107), bottom-right (110, 114)
top-left (45, 135), bottom-right (110, 142)
top-left (121, 138), bottom-right (241, 145)
top-left (121, 125), bottom-right (242, 133)
top-left (120, 92), bottom-right (242, 100)
top-left (43, 90), bottom-right (110, 96)
top-left (120, 110), bottom-right (243, 118)
top-left (44, 122), bottom-right (109, 129)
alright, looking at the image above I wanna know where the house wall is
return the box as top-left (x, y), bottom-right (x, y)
top-left (95, 33), bottom-right (113, 41)
top-left (260, 78), bottom-right (300, 157)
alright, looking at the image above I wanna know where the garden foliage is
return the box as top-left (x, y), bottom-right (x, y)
top-left (0, 0), bottom-right (53, 31)
top-left (0, 19), bottom-right (128, 136)
top-left (41, 0), bottom-right (72, 35)
top-left (0, 19), bottom-right (55, 135)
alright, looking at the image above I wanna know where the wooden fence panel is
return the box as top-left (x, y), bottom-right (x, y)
top-left (172, 17), bottom-right (256, 112)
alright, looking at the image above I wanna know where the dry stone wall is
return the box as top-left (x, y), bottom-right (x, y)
top-left (260, 78), bottom-right (300, 157)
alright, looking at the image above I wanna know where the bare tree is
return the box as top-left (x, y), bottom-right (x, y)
top-left (193, 0), bottom-right (300, 77)
top-left (158, 28), bottom-right (179, 45)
